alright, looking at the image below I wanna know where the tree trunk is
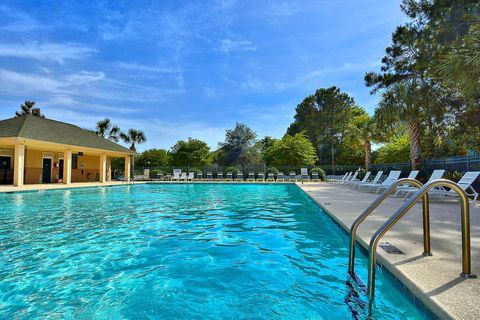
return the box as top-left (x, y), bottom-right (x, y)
top-left (408, 121), bottom-right (422, 169)
top-left (364, 140), bottom-right (371, 171)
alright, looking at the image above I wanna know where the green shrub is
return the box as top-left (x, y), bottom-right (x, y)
top-left (266, 167), bottom-right (279, 175)
top-left (310, 167), bottom-right (326, 181)
top-left (225, 166), bottom-right (241, 174)
top-left (149, 169), bottom-right (163, 178)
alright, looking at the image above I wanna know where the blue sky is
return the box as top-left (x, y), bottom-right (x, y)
top-left (0, 0), bottom-right (405, 151)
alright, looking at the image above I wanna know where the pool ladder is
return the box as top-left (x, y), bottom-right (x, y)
top-left (348, 178), bottom-right (476, 300)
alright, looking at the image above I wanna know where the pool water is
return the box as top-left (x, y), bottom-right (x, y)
top-left (0, 184), bottom-right (431, 319)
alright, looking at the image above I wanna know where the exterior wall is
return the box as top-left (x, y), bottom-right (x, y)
top-left (72, 154), bottom-right (100, 183)
top-left (22, 150), bottom-right (105, 184)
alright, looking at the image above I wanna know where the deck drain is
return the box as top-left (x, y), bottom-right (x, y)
top-left (323, 202), bottom-right (332, 205)
top-left (379, 242), bottom-right (405, 255)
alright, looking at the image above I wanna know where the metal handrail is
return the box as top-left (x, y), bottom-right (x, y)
top-left (348, 178), bottom-right (429, 276)
top-left (367, 179), bottom-right (476, 300)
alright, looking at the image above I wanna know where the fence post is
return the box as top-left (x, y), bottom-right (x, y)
top-left (467, 155), bottom-right (470, 172)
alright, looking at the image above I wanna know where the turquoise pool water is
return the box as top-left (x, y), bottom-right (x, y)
top-left (0, 184), bottom-right (431, 319)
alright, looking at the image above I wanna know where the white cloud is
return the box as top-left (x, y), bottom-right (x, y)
top-left (0, 42), bottom-right (96, 63)
top-left (217, 39), bottom-right (256, 53)
top-left (0, 5), bottom-right (49, 32)
top-left (113, 62), bottom-right (176, 73)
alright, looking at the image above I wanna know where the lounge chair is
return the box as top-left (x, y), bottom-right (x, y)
top-left (423, 171), bottom-right (480, 205)
top-left (226, 172), bottom-right (233, 181)
top-left (301, 168), bottom-right (309, 182)
top-left (356, 171), bottom-right (384, 191)
top-left (341, 171), bottom-right (359, 185)
top-left (207, 172), bottom-right (213, 181)
top-left (266, 172), bottom-right (275, 182)
top-left (187, 172), bottom-right (194, 181)
top-left (330, 172), bottom-right (351, 184)
top-left (237, 172), bottom-right (244, 181)
top-left (372, 170), bottom-right (402, 193)
top-left (277, 172), bottom-right (284, 182)
top-left (350, 171), bottom-right (371, 189)
top-left (311, 172), bottom-right (320, 182)
top-left (360, 170), bottom-right (401, 193)
top-left (196, 172), bottom-right (203, 181)
top-left (247, 172), bottom-right (255, 182)
top-left (396, 170), bottom-right (445, 199)
top-left (217, 172), bottom-right (224, 181)
top-left (172, 169), bottom-right (182, 181)
top-left (256, 172), bottom-right (265, 182)
top-left (288, 171), bottom-right (297, 182)
top-left (329, 172), bottom-right (349, 184)
top-left (180, 172), bottom-right (187, 181)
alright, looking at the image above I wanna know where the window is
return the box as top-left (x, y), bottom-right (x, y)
top-left (72, 154), bottom-right (78, 169)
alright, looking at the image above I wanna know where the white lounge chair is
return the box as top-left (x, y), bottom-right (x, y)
top-left (329, 172), bottom-right (349, 184)
top-left (226, 172), bottom-right (233, 181)
top-left (266, 172), bottom-right (275, 182)
top-left (196, 172), bottom-right (203, 180)
top-left (372, 171), bottom-right (402, 193)
top-left (217, 172), bottom-right (224, 181)
top-left (256, 172), bottom-right (265, 181)
top-left (330, 172), bottom-right (351, 184)
top-left (289, 171), bottom-right (297, 182)
top-left (187, 172), bottom-right (194, 181)
top-left (311, 172), bottom-right (320, 182)
top-left (247, 172), bottom-right (255, 182)
top-left (180, 172), bottom-right (187, 181)
top-left (398, 170), bottom-right (445, 199)
top-left (277, 172), bottom-right (284, 182)
top-left (427, 171), bottom-right (480, 205)
top-left (342, 171), bottom-right (359, 185)
top-left (236, 172), bottom-right (244, 181)
top-left (172, 169), bottom-right (182, 181)
top-left (356, 171), bottom-right (384, 192)
top-left (301, 168), bottom-right (310, 182)
top-left (350, 171), bottom-right (371, 189)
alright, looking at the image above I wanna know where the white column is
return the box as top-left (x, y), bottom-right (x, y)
top-left (107, 158), bottom-right (112, 182)
top-left (125, 156), bottom-right (131, 181)
top-left (63, 150), bottom-right (72, 185)
top-left (13, 144), bottom-right (25, 187)
top-left (99, 154), bottom-right (107, 183)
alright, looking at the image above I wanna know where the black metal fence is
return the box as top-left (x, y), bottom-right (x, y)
top-left (113, 154), bottom-right (480, 182)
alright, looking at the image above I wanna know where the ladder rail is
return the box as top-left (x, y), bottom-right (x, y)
top-left (367, 179), bottom-right (476, 300)
top-left (348, 178), bottom-right (429, 275)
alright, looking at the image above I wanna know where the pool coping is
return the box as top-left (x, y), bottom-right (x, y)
top-left (296, 183), bottom-right (449, 320)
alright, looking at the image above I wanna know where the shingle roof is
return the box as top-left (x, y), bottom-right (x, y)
top-left (0, 115), bottom-right (135, 154)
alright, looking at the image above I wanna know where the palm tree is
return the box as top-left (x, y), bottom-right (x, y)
top-left (120, 129), bottom-right (147, 176)
top-left (375, 79), bottom-right (440, 169)
top-left (16, 100), bottom-right (44, 117)
top-left (348, 114), bottom-right (381, 171)
top-left (95, 118), bottom-right (121, 142)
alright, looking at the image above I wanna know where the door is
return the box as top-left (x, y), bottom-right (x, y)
top-left (0, 156), bottom-right (11, 185)
top-left (58, 159), bottom-right (64, 180)
top-left (42, 158), bottom-right (52, 183)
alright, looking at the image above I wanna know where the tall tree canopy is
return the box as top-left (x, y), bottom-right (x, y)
top-left (264, 132), bottom-right (318, 166)
top-left (136, 149), bottom-right (170, 168)
top-left (15, 100), bottom-right (44, 118)
top-left (169, 138), bottom-right (211, 167)
top-left (286, 86), bottom-right (362, 165)
top-left (366, 0), bottom-right (480, 165)
top-left (218, 123), bottom-right (261, 166)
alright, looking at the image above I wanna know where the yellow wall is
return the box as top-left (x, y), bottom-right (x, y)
top-left (22, 150), bottom-right (107, 184)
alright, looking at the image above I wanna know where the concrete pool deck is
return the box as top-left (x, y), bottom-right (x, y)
top-left (299, 182), bottom-right (480, 320)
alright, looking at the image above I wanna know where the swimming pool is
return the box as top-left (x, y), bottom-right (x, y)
top-left (0, 184), bottom-right (432, 319)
